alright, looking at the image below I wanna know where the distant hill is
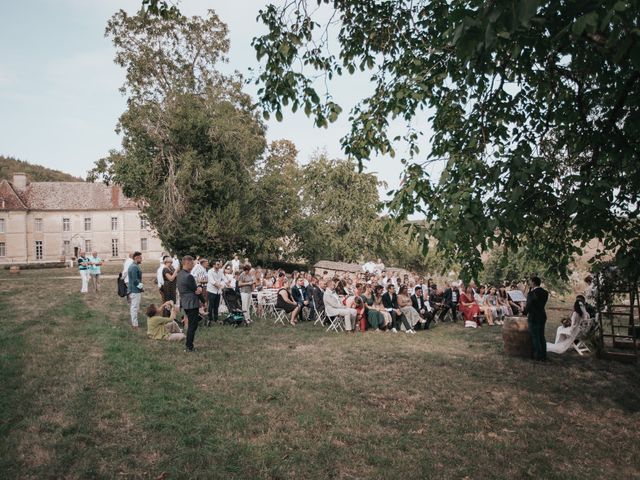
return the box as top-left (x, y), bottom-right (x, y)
top-left (0, 155), bottom-right (83, 183)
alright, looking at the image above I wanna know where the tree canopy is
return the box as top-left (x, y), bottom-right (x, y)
top-left (88, 9), bottom-right (267, 258)
top-left (294, 153), bottom-right (387, 263)
top-left (249, 0), bottom-right (640, 279)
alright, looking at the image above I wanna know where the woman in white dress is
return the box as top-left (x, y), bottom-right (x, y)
top-left (554, 295), bottom-right (589, 344)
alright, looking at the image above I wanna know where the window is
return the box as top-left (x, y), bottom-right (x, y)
top-left (0, 218), bottom-right (4, 233)
top-left (84, 217), bottom-right (92, 231)
top-left (0, 242), bottom-right (5, 257)
top-left (111, 238), bottom-right (119, 257)
top-left (63, 240), bottom-right (71, 256)
top-left (35, 241), bottom-right (43, 260)
top-left (62, 218), bottom-right (70, 232)
top-left (140, 217), bottom-right (149, 229)
top-left (111, 217), bottom-right (118, 231)
top-left (35, 218), bottom-right (43, 232)
top-left (140, 238), bottom-right (148, 251)
top-left (85, 240), bottom-right (92, 252)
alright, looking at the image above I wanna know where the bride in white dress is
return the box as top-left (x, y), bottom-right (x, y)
top-left (547, 295), bottom-right (589, 353)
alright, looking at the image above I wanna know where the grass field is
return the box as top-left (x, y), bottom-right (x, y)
top-left (1, 266), bottom-right (639, 479)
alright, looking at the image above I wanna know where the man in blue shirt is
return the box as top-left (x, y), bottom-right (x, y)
top-left (127, 251), bottom-right (143, 329)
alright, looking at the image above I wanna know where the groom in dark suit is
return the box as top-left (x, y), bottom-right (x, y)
top-left (523, 276), bottom-right (549, 361)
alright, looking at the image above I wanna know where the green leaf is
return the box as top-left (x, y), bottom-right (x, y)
top-left (613, 1), bottom-right (627, 12)
top-left (572, 12), bottom-right (598, 36)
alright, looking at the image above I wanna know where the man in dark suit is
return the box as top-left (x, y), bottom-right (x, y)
top-left (291, 277), bottom-right (311, 320)
top-left (382, 284), bottom-right (412, 332)
top-left (291, 278), bottom-right (310, 307)
top-left (177, 255), bottom-right (203, 352)
top-left (523, 276), bottom-right (549, 361)
top-left (411, 286), bottom-right (433, 329)
top-left (306, 276), bottom-right (324, 321)
top-left (439, 283), bottom-right (460, 322)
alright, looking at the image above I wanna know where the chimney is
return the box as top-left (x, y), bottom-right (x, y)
top-left (13, 173), bottom-right (27, 190)
top-left (111, 185), bottom-right (120, 208)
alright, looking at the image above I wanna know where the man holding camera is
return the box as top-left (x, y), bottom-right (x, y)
top-left (177, 255), bottom-right (203, 352)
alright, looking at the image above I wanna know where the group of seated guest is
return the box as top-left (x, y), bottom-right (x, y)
top-left (453, 283), bottom-right (527, 328)
top-left (150, 253), bottom-right (534, 337)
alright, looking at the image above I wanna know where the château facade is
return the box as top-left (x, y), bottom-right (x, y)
top-left (0, 173), bottom-right (164, 264)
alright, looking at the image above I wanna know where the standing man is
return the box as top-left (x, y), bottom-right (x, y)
top-left (127, 252), bottom-right (143, 330)
top-left (78, 250), bottom-right (90, 294)
top-left (157, 255), bottom-right (167, 302)
top-left (122, 253), bottom-right (134, 287)
top-left (238, 264), bottom-right (255, 323)
top-left (231, 254), bottom-right (240, 274)
top-left (206, 261), bottom-right (225, 325)
top-left (523, 276), bottom-right (549, 361)
top-left (177, 256), bottom-right (203, 352)
top-left (88, 250), bottom-right (103, 293)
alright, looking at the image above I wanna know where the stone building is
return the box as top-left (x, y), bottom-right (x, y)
top-left (0, 173), bottom-right (164, 264)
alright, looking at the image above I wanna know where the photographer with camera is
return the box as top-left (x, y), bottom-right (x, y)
top-left (146, 301), bottom-right (185, 342)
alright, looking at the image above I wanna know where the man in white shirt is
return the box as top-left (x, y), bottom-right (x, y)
top-left (206, 261), bottom-right (225, 324)
top-left (122, 253), bottom-right (134, 285)
top-left (231, 254), bottom-right (240, 274)
top-left (191, 258), bottom-right (208, 281)
top-left (171, 255), bottom-right (179, 270)
top-left (363, 260), bottom-right (376, 274)
top-left (157, 255), bottom-right (167, 301)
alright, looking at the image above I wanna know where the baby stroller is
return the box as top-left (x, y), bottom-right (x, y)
top-left (222, 288), bottom-right (246, 327)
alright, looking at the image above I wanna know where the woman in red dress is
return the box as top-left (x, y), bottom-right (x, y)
top-left (459, 286), bottom-right (481, 323)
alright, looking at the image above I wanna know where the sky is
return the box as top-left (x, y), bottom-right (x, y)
top-left (0, 0), bottom-right (437, 200)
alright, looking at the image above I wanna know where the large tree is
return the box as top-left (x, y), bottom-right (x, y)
top-left (294, 153), bottom-right (387, 263)
top-left (89, 9), bottom-right (267, 257)
top-left (247, 0), bottom-right (640, 279)
top-left (254, 139), bottom-right (303, 257)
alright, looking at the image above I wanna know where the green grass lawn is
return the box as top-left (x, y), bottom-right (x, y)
top-left (1, 268), bottom-right (639, 479)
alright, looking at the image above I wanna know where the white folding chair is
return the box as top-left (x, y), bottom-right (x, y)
top-left (251, 292), bottom-right (260, 317)
top-left (274, 308), bottom-right (287, 326)
top-left (573, 317), bottom-right (593, 356)
top-left (261, 292), bottom-right (278, 319)
top-left (326, 314), bottom-right (345, 333)
top-left (314, 309), bottom-right (327, 326)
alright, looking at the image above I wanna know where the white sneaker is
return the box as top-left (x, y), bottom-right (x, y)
top-left (406, 329), bottom-right (416, 335)
top-left (391, 328), bottom-right (398, 333)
